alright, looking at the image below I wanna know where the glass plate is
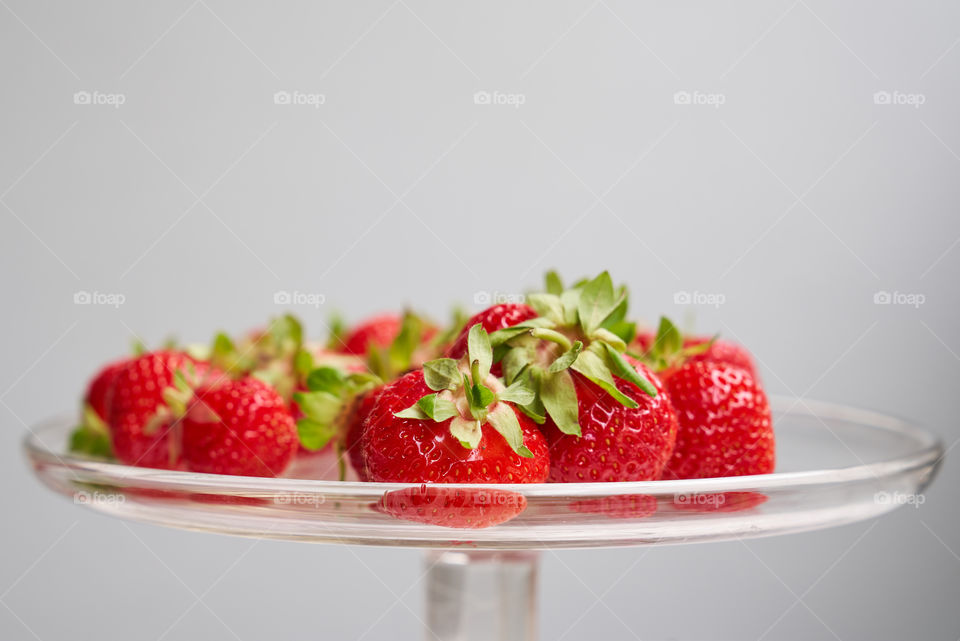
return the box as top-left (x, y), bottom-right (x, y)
top-left (24, 396), bottom-right (942, 548)
top-left (24, 396), bottom-right (944, 640)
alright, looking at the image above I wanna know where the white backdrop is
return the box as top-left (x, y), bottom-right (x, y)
top-left (2, 1), bottom-right (958, 639)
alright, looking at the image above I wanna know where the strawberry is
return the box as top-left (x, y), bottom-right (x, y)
top-left (69, 358), bottom-right (129, 458)
top-left (360, 326), bottom-right (550, 483)
top-left (634, 319), bottom-right (757, 379)
top-left (335, 311), bottom-right (441, 383)
top-left (446, 303), bottom-right (538, 360)
top-left (659, 359), bottom-right (774, 479)
top-left (85, 359), bottom-right (128, 420)
top-left (181, 376), bottom-right (298, 477)
top-left (209, 314), bottom-right (307, 404)
top-left (636, 317), bottom-right (775, 479)
top-left (293, 364), bottom-right (380, 475)
top-left (344, 387), bottom-right (383, 481)
top-left (208, 316), bottom-right (373, 463)
top-left (105, 350), bottom-right (214, 469)
top-left (377, 485), bottom-right (527, 529)
top-left (487, 272), bottom-right (676, 482)
top-left (542, 358), bottom-right (677, 481)
top-left (340, 314), bottom-right (403, 355)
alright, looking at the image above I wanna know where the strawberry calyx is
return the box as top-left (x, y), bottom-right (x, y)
top-left (488, 272), bottom-right (657, 437)
top-left (393, 324), bottom-right (536, 458)
top-left (69, 403), bottom-right (113, 458)
top-left (426, 304), bottom-right (469, 354)
top-left (365, 310), bottom-right (433, 381)
top-left (294, 366), bottom-right (381, 453)
top-left (209, 314), bottom-right (309, 403)
top-left (634, 316), bottom-right (715, 373)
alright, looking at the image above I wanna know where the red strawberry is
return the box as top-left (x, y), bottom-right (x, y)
top-left (360, 338), bottom-right (550, 484)
top-left (683, 337), bottom-right (756, 376)
top-left (377, 485), bottom-right (527, 529)
top-left (487, 273), bottom-right (675, 482)
top-left (209, 314), bottom-right (306, 405)
top-left (344, 387), bottom-right (383, 481)
top-left (634, 321), bottom-right (757, 379)
top-left (181, 376), bottom-right (298, 477)
top-left (660, 360), bottom-right (774, 479)
top-left (70, 358), bottom-right (130, 458)
top-left (340, 314), bottom-right (402, 355)
top-left (446, 303), bottom-right (538, 360)
top-left (291, 349), bottom-right (369, 453)
top-left (542, 359), bottom-right (677, 482)
top-left (338, 312), bottom-right (439, 384)
top-left (85, 359), bottom-right (128, 420)
top-left (106, 351), bottom-right (213, 469)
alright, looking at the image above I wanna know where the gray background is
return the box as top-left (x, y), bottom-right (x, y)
top-left (2, 1), bottom-right (958, 639)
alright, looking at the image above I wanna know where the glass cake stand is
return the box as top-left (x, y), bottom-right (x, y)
top-left (24, 397), bottom-right (943, 640)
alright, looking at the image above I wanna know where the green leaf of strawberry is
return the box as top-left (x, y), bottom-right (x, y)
top-left (69, 404), bottom-right (114, 458)
top-left (570, 349), bottom-right (639, 409)
top-left (467, 324), bottom-right (492, 381)
top-left (423, 358), bottom-right (461, 391)
top-left (540, 369), bottom-right (580, 436)
top-left (527, 293), bottom-right (564, 324)
top-left (486, 404), bottom-right (534, 458)
top-left (297, 417), bottom-right (337, 451)
top-left (415, 393), bottom-right (460, 422)
top-left (544, 270), bottom-right (564, 295)
top-left (548, 340), bottom-right (583, 373)
top-left (602, 342), bottom-right (657, 397)
top-left (449, 417), bottom-right (482, 449)
top-left (305, 366), bottom-right (346, 393)
top-left (577, 272), bottom-right (618, 335)
top-left (497, 378), bottom-right (536, 406)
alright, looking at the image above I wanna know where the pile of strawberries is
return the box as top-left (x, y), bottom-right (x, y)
top-left (71, 272), bottom-right (775, 490)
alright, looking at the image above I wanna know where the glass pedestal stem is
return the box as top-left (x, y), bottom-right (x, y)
top-left (423, 550), bottom-right (540, 641)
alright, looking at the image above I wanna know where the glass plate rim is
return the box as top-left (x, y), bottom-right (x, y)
top-left (23, 395), bottom-right (944, 498)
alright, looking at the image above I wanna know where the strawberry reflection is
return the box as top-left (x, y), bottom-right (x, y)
top-left (377, 484), bottom-right (527, 529)
top-left (570, 494), bottom-right (658, 519)
top-left (671, 491), bottom-right (767, 512)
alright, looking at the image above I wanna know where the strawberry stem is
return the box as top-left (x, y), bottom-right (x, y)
top-left (529, 328), bottom-right (572, 351)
